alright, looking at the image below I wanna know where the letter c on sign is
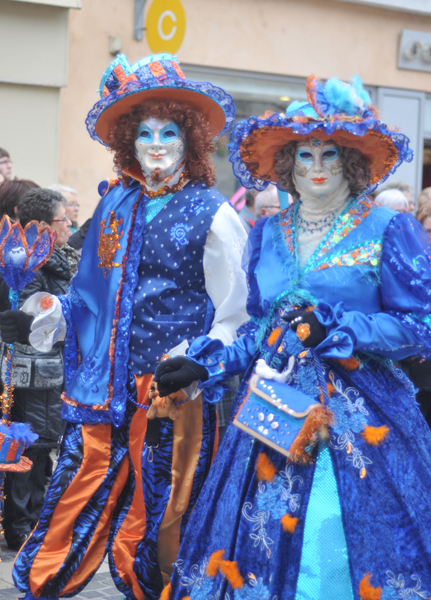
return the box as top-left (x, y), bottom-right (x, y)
top-left (146, 0), bottom-right (186, 54)
top-left (157, 10), bottom-right (177, 41)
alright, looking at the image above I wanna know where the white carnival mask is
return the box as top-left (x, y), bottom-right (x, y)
top-left (293, 138), bottom-right (346, 199)
top-left (134, 116), bottom-right (185, 181)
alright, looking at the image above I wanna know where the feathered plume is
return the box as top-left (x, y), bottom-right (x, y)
top-left (0, 422), bottom-right (38, 446)
top-left (306, 74), bottom-right (371, 118)
top-left (325, 75), bottom-right (371, 116)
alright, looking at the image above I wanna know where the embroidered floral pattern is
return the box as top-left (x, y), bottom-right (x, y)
top-left (257, 464), bottom-right (303, 520)
top-left (233, 577), bottom-right (273, 600)
top-left (330, 430), bottom-right (372, 477)
top-left (328, 371), bottom-right (372, 477)
top-left (171, 222), bottom-right (191, 247)
top-left (384, 571), bottom-right (430, 599)
top-left (189, 577), bottom-right (218, 600)
top-left (328, 371), bottom-right (369, 435)
top-left (180, 197), bottom-right (206, 217)
top-left (242, 502), bottom-right (274, 559)
top-left (175, 557), bottom-right (209, 591)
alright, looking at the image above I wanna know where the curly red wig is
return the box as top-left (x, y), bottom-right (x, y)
top-left (108, 100), bottom-right (216, 187)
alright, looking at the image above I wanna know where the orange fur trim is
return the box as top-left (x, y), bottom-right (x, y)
top-left (255, 453), bottom-right (277, 481)
top-left (281, 514), bottom-right (298, 533)
top-left (326, 382), bottom-right (336, 397)
top-left (333, 356), bottom-right (361, 371)
top-left (287, 406), bottom-right (333, 464)
top-left (359, 573), bottom-right (382, 600)
top-left (159, 582), bottom-right (171, 600)
top-left (361, 425), bottom-right (390, 446)
top-left (207, 549), bottom-right (225, 577)
top-left (183, 597), bottom-right (191, 600)
top-left (219, 561), bottom-right (244, 589)
top-left (267, 327), bottom-right (281, 346)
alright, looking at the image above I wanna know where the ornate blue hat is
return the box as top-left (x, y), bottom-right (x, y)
top-left (86, 53), bottom-right (235, 146)
top-left (229, 74), bottom-right (413, 194)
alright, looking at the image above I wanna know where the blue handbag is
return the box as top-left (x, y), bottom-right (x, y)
top-left (233, 375), bottom-right (332, 461)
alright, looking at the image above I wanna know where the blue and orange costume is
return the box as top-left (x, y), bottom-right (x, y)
top-left (163, 77), bottom-right (431, 599)
top-left (12, 54), bottom-right (247, 600)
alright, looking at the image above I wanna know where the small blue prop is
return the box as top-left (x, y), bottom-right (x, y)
top-left (0, 216), bottom-right (56, 477)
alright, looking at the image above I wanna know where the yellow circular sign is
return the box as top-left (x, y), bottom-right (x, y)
top-left (146, 0), bottom-right (186, 54)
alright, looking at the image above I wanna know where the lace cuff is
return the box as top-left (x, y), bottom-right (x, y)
top-left (21, 293), bottom-right (66, 353)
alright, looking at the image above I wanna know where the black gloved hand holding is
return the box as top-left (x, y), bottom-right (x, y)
top-left (155, 356), bottom-right (209, 397)
top-left (0, 310), bottom-right (34, 344)
top-left (282, 310), bottom-right (327, 348)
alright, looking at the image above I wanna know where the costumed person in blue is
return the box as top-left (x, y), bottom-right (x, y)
top-left (154, 75), bottom-right (431, 600)
top-left (3, 54), bottom-right (248, 600)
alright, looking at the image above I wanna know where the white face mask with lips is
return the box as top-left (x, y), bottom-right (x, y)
top-left (292, 138), bottom-right (347, 200)
top-left (134, 117), bottom-right (186, 183)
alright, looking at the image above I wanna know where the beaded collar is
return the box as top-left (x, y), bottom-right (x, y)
top-left (279, 195), bottom-right (376, 274)
top-left (140, 169), bottom-right (190, 199)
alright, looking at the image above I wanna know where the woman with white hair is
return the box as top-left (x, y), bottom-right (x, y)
top-left (375, 188), bottom-right (409, 212)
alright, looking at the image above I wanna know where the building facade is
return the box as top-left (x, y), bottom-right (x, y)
top-left (0, 0), bottom-right (80, 187)
top-left (2, 0), bottom-right (431, 219)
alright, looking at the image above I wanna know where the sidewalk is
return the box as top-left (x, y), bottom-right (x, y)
top-left (0, 537), bottom-right (124, 600)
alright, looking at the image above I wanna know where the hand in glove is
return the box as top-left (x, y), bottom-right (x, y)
top-left (0, 310), bottom-right (34, 344)
top-left (282, 310), bottom-right (327, 348)
top-left (155, 356), bottom-right (209, 397)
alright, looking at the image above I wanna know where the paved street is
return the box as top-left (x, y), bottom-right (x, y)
top-left (0, 537), bottom-right (124, 600)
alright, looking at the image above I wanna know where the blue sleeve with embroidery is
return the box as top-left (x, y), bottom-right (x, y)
top-left (315, 213), bottom-right (431, 360)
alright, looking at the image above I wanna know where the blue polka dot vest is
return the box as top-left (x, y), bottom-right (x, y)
top-left (129, 181), bottom-right (224, 375)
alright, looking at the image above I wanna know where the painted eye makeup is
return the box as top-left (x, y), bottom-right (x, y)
top-left (160, 122), bottom-right (181, 143)
top-left (137, 125), bottom-right (154, 143)
top-left (297, 150), bottom-right (314, 161)
top-left (322, 148), bottom-right (339, 160)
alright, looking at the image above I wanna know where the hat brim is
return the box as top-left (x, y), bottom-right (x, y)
top-left (0, 455), bottom-right (33, 472)
top-left (240, 126), bottom-right (398, 186)
top-left (95, 87), bottom-right (227, 146)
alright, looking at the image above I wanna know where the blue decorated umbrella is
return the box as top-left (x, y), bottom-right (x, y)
top-left (0, 215), bottom-right (56, 474)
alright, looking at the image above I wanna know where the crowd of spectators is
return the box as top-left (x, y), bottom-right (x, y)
top-left (0, 149), bottom-right (81, 550)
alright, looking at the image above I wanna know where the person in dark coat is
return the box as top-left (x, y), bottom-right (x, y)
top-left (0, 179), bottom-right (40, 312)
top-left (2, 188), bottom-right (72, 550)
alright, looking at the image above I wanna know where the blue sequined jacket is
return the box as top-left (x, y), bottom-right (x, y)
top-left (188, 195), bottom-right (431, 393)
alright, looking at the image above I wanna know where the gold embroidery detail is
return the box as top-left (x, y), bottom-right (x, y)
top-left (98, 211), bottom-right (123, 277)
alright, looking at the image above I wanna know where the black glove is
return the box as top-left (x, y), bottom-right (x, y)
top-left (0, 310), bottom-right (34, 344)
top-left (282, 310), bottom-right (327, 348)
top-left (155, 356), bottom-right (209, 397)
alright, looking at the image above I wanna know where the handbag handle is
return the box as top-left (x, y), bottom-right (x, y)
top-left (262, 322), bottom-right (330, 406)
